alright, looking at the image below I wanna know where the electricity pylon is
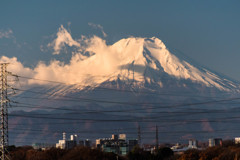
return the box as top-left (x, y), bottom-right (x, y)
top-left (0, 63), bottom-right (11, 160)
top-left (138, 125), bottom-right (141, 147)
top-left (155, 125), bottom-right (158, 150)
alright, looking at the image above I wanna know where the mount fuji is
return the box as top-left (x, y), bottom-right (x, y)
top-left (8, 36), bottom-right (240, 146)
top-left (42, 35), bottom-right (240, 93)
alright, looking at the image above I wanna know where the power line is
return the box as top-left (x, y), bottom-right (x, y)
top-left (8, 112), bottom-right (240, 123)
top-left (10, 102), bottom-right (240, 115)
top-left (11, 94), bottom-right (240, 112)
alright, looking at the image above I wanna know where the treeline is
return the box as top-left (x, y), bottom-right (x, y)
top-left (178, 146), bottom-right (240, 160)
top-left (129, 145), bottom-right (240, 160)
top-left (128, 146), bottom-right (174, 160)
top-left (7, 146), bottom-right (123, 160)
top-left (6, 146), bottom-right (174, 160)
top-left (6, 143), bottom-right (240, 160)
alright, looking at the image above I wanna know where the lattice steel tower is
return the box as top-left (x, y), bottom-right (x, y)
top-left (155, 125), bottom-right (158, 150)
top-left (138, 125), bottom-right (141, 147)
top-left (0, 63), bottom-right (11, 160)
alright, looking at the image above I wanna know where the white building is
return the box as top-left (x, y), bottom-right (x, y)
top-left (56, 132), bottom-right (66, 149)
top-left (71, 134), bottom-right (78, 141)
top-left (188, 139), bottom-right (198, 149)
top-left (56, 139), bottom-right (66, 149)
top-left (56, 132), bottom-right (78, 149)
top-left (119, 134), bottom-right (126, 140)
top-left (235, 137), bottom-right (240, 144)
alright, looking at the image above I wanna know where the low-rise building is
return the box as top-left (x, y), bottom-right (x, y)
top-left (32, 143), bottom-right (55, 150)
top-left (209, 138), bottom-right (222, 147)
top-left (96, 134), bottom-right (138, 156)
top-left (235, 137), bottom-right (240, 144)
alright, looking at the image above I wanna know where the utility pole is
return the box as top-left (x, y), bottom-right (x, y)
top-left (155, 125), bottom-right (158, 150)
top-left (0, 63), bottom-right (11, 160)
top-left (138, 125), bottom-right (141, 147)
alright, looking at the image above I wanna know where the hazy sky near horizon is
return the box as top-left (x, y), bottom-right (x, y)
top-left (0, 0), bottom-right (240, 81)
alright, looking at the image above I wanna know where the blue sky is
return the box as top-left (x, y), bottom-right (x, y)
top-left (0, 0), bottom-right (240, 80)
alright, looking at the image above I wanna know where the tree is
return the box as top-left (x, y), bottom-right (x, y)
top-left (127, 146), bottom-right (152, 160)
top-left (199, 146), bottom-right (224, 160)
top-left (178, 149), bottom-right (200, 160)
top-left (60, 146), bottom-right (120, 160)
top-left (154, 147), bottom-right (174, 160)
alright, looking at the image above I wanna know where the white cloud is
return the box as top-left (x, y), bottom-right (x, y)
top-left (1, 25), bottom-right (123, 87)
top-left (88, 22), bottom-right (107, 37)
top-left (35, 34), bottom-right (118, 86)
top-left (0, 56), bottom-right (34, 86)
top-left (47, 25), bottom-right (80, 55)
top-left (1, 25), bottom-right (155, 88)
top-left (0, 29), bottom-right (13, 39)
top-left (0, 24), bottom-right (115, 87)
top-left (1, 25), bottom-right (143, 87)
top-left (40, 45), bottom-right (45, 52)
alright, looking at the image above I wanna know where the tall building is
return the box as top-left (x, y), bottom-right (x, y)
top-left (188, 139), bottom-right (198, 149)
top-left (71, 134), bottom-right (78, 141)
top-left (56, 133), bottom-right (78, 149)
